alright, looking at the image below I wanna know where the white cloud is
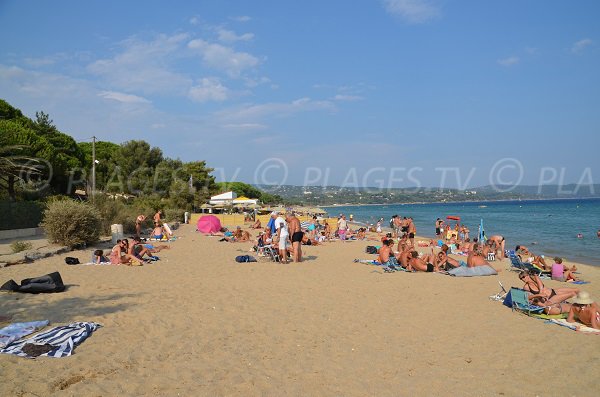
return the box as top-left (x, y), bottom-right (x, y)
top-left (382, 0), bottom-right (441, 24)
top-left (187, 38), bottom-right (260, 77)
top-left (189, 16), bottom-right (200, 25)
top-left (88, 33), bottom-right (192, 95)
top-left (572, 38), bottom-right (593, 53)
top-left (231, 16), bottom-right (251, 22)
top-left (99, 91), bottom-right (150, 104)
top-left (498, 56), bottom-right (520, 66)
top-left (217, 28), bottom-right (254, 42)
top-left (188, 77), bottom-right (230, 102)
top-left (217, 97), bottom-right (335, 122)
top-left (333, 94), bottom-right (363, 101)
top-left (222, 123), bottom-right (267, 130)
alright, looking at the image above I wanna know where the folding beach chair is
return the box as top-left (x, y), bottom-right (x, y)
top-left (262, 245), bottom-right (281, 262)
top-left (509, 255), bottom-right (542, 276)
top-left (503, 288), bottom-right (545, 315)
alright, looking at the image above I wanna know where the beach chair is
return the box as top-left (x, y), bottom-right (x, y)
top-left (503, 288), bottom-right (545, 315)
top-left (261, 245), bottom-right (281, 262)
top-left (509, 255), bottom-right (543, 276)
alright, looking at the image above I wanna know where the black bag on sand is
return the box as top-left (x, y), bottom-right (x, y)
top-left (1, 271), bottom-right (65, 293)
top-left (65, 257), bottom-right (80, 265)
top-left (235, 255), bottom-right (257, 263)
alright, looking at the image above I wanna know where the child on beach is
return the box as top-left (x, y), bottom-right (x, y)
top-left (92, 249), bottom-right (109, 264)
top-left (551, 257), bottom-right (579, 282)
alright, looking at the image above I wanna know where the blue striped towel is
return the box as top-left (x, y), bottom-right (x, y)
top-left (0, 321), bottom-right (101, 358)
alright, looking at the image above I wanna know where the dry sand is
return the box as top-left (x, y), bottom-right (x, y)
top-left (1, 223), bottom-right (599, 396)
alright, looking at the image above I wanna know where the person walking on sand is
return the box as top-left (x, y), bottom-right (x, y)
top-left (287, 213), bottom-right (303, 262)
top-left (135, 214), bottom-right (146, 238)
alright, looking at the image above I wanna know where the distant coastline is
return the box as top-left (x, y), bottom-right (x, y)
top-left (322, 196), bottom-right (600, 209)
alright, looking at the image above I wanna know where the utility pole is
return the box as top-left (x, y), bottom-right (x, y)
top-left (92, 136), bottom-right (96, 203)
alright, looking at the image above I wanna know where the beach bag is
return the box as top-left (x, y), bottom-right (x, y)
top-left (365, 246), bottom-right (378, 254)
top-left (65, 257), bottom-right (80, 265)
top-left (235, 255), bottom-right (257, 263)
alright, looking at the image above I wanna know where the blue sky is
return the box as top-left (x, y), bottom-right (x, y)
top-left (1, 0), bottom-right (599, 190)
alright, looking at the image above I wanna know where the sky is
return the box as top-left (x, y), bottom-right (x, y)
top-left (1, 0), bottom-right (599, 191)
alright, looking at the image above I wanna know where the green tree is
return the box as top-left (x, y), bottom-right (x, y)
top-left (108, 140), bottom-right (163, 194)
top-left (78, 141), bottom-right (120, 191)
top-left (0, 120), bottom-right (56, 200)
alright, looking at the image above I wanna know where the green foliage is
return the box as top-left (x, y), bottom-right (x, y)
top-left (92, 195), bottom-right (140, 235)
top-left (10, 241), bottom-right (32, 253)
top-left (163, 208), bottom-right (185, 223)
top-left (41, 199), bottom-right (102, 246)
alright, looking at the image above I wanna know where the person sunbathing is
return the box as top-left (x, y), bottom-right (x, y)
top-left (515, 245), bottom-right (549, 270)
top-left (435, 250), bottom-right (461, 270)
top-left (519, 271), bottom-right (579, 305)
top-left (109, 239), bottom-right (138, 265)
top-left (529, 296), bottom-right (572, 315)
top-left (551, 257), bottom-right (579, 282)
top-left (152, 222), bottom-right (166, 240)
top-left (406, 250), bottom-right (440, 272)
top-left (251, 219), bottom-right (262, 229)
top-left (567, 292), bottom-right (600, 329)
top-left (378, 239), bottom-right (400, 268)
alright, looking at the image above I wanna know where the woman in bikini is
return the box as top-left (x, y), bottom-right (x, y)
top-left (519, 271), bottom-right (579, 305)
top-left (529, 296), bottom-right (572, 315)
top-left (109, 239), bottom-right (137, 265)
top-left (567, 291), bottom-right (600, 329)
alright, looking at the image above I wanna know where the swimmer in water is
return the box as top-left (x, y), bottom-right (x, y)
top-left (577, 233), bottom-right (584, 239)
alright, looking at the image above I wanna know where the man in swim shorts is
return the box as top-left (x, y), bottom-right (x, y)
top-left (488, 235), bottom-right (506, 259)
top-left (286, 213), bottom-right (303, 262)
top-left (407, 250), bottom-right (440, 272)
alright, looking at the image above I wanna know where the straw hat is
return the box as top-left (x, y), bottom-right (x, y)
top-left (571, 291), bottom-right (594, 305)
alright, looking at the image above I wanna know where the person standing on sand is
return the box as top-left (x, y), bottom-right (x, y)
top-left (435, 218), bottom-right (443, 237)
top-left (287, 213), bottom-right (303, 262)
top-left (135, 214), bottom-right (146, 238)
top-left (337, 215), bottom-right (348, 241)
top-left (487, 235), bottom-right (506, 259)
top-left (407, 217), bottom-right (416, 247)
top-left (274, 212), bottom-right (289, 264)
top-left (153, 210), bottom-right (162, 224)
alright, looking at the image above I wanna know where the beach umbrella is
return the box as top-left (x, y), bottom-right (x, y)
top-left (478, 219), bottom-right (486, 242)
top-left (197, 215), bottom-right (222, 233)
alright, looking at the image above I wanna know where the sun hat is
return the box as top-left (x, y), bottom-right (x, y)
top-left (571, 291), bottom-right (594, 305)
top-left (271, 211), bottom-right (279, 216)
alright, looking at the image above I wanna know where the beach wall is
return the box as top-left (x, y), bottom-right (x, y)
top-left (0, 227), bottom-right (45, 240)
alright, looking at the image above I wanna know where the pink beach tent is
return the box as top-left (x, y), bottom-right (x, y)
top-left (197, 215), bottom-right (222, 234)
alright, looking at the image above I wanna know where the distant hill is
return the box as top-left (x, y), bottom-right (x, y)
top-left (254, 184), bottom-right (600, 205)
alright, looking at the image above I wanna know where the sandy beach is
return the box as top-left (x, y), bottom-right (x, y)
top-left (1, 222), bottom-right (599, 396)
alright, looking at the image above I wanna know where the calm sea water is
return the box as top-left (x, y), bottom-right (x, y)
top-left (324, 198), bottom-right (600, 266)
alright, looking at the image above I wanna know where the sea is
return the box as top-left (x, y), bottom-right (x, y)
top-left (323, 198), bottom-right (600, 266)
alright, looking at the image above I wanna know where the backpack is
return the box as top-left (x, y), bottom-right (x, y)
top-left (365, 246), bottom-right (378, 254)
top-left (65, 257), bottom-right (80, 265)
top-left (235, 255), bottom-right (257, 263)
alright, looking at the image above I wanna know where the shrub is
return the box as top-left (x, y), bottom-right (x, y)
top-left (41, 199), bottom-right (102, 246)
top-left (163, 208), bottom-right (185, 223)
top-left (10, 241), bottom-right (32, 253)
top-left (92, 195), bottom-right (139, 235)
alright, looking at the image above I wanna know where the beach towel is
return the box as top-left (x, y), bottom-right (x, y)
top-left (547, 319), bottom-right (600, 334)
top-left (448, 265), bottom-right (497, 277)
top-left (0, 322), bottom-right (102, 358)
top-left (0, 320), bottom-right (49, 348)
top-left (1, 272), bottom-right (65, 294)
